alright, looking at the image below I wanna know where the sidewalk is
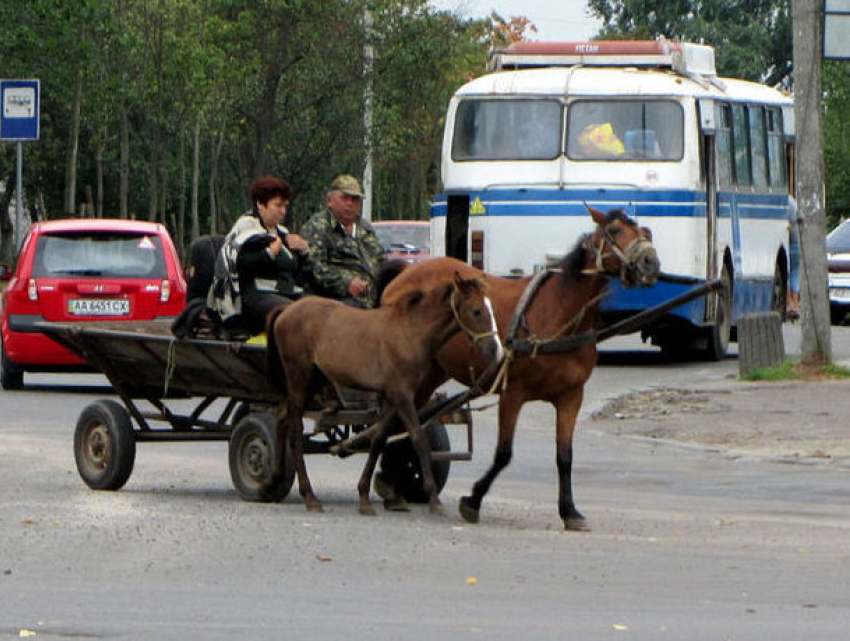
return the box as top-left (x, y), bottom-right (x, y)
top-left (588, 324), bottom-right (850, 467)
top-left (589, 378), bottom-right (850, 467)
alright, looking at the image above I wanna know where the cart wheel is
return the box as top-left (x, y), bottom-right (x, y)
top-left (379, 421), bottom-right (451, 504)
top-left (74, 400), bottom-right (136, 491)
top-left (229, 412), bottom-right (295, 502)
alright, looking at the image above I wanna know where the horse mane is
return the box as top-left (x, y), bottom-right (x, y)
top-left (556, 238), bottom-right (589, 283)
top-left (375, 259), bottom-right (409, 307)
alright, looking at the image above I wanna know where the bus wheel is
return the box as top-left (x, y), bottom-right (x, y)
top-left (701, 262), bottom-right (732, 361)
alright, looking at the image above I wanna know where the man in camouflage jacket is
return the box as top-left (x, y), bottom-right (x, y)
top-left (300, 174), bottom-right (386, 308)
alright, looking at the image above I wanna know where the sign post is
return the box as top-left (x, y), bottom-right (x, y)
top-left (0, 79), bottom-right (40, 250)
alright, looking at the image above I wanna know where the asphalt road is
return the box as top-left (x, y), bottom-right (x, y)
top-left (1, 325), bottom-right (848, 640)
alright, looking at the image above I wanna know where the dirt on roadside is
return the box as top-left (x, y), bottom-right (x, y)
top-left (588, 380), bottom-right (850, 465)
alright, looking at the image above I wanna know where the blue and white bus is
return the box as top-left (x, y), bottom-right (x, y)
top-left (430, 40), bottom-right (795, 359)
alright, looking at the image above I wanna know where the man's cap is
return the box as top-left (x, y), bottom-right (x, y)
top-left (329, 174), bottom-right (364, 197)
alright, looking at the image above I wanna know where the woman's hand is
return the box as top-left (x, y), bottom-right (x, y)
top-left (268, 236), bottom-right (284, 256)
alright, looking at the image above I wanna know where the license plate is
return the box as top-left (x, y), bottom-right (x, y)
top-left (68, 298), bottom-right (131, 316)
top-left (829, 288), bottom-right (850, 301)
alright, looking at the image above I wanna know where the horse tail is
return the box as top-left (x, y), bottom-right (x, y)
top-left (264, 305), bottom-right (288, 393)
top-left (375, 259), bottom-right (409, 307)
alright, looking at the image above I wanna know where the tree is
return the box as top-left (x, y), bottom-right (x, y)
top-left (0, 0), bottom-right (493, 262)
top-left (587, 0), bottom-right (792, 87)
top-left (824, 61), bottom-right (850, 228)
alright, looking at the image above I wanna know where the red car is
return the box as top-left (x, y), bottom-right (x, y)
top-left (372, 220), bottom-right (431, 263)
top-left (1, 219), bottom-right (187, 389)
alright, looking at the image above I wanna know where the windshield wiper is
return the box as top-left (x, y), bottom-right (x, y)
top-left (59, 269), bottom-right (104, 276)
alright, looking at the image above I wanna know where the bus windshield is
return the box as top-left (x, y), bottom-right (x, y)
top-left (452, 99), bottom-right (562, 161)
top-left (566, 99), bottom-right (684, 161)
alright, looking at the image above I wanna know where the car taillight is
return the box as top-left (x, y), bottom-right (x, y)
top-left (160, 279), bottom-right (171, 302)
top-left (470, 231), bottom-right (484, 270)
top-left (27, 278), bottom-right (38, 301)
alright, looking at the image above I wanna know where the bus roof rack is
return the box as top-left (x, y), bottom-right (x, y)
top-left (487, 40), bottom-right (717, 77)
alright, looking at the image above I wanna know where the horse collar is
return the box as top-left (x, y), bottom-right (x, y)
top-left (505, 268), bottom-right (553, 349)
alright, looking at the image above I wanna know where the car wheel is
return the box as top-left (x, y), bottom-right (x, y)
top-left (378, 421), bottom-right (451, 503)
top-left (1, 343), bottom-right (24, 390)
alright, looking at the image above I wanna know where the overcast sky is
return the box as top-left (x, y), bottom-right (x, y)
top-left (428, 0), bottom-right (602, 41)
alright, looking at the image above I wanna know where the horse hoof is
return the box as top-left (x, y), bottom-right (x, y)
top-left (359, 503), bottom-right (377, 516)
top-left (429, 502), bottom-right (445, 516)
top-left (306, 502), bottom-right (324, 513)
top-left (458, 496), bottom-right (480, 524)
top-left (383, 497), bottom-right (410, 512)
top-left (564, 516), bottom-right (589, 531)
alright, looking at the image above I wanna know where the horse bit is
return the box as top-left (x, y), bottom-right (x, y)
top-left (584, 224), bottom-right (653, 281)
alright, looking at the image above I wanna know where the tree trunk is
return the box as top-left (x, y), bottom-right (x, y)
top-left (0, 169), bottom-right (15, 263)
top-left (147, 129), bottom-right (160, 222)
top-left (96, 134), bottom-right (105, 217)
top-left (64, 68), bottom-right (84, 216)
top-left (191, 116), bottom-right (201, 240)
top-left (120, 96), bottom-right (130, 219)
top-left (83, 185), bottom-right (95, 216)
top-left (176, 124), bottom-right (186, 258)
top-left (793, 0), bottom-right (832, 364)
top-left (208, 129), bottom-right (225, 235)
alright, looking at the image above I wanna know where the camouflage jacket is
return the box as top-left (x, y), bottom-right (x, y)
top-left (300, 208), bottom-right (386, 307)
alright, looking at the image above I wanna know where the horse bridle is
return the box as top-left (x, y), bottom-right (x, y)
top-left (583, 224), bottom-right (654, 282)
top-left (449, 285), bottom-right (500, 349)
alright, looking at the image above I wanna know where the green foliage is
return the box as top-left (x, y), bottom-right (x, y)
top-left (0, 0), bottom-right (493, 258)
top-left (824, 61), bottom-right (850, 228)
top-left (587, 0), bottom-right (792, 87)
top-left (742, 359), bottom-right (850, 381)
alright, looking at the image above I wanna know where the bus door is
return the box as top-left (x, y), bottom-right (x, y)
top-left (699, 98), bottom-right (720, 321)
top-left (445, 194), bottom-right (469, 262)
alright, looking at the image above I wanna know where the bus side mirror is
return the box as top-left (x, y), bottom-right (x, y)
top-left (0, 262), bottom-right (10, 281)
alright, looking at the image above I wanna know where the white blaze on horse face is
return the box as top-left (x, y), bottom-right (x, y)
top-left (483, 295), bottom-right (505, 363)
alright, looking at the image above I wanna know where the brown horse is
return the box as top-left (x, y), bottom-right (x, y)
top-left (266, 272), bottom-right (503, 515)
top-left (380, 206), bottom-right (660, 529)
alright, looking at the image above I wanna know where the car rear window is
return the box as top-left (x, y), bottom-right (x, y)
top-left (32, 231), bottom-right (168, 278)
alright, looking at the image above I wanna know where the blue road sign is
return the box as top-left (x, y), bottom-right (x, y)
top-left (1, 79), bottom-right (40, 141)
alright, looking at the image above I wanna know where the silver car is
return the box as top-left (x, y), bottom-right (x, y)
top-left (827, 219), bottom-right (850, 324)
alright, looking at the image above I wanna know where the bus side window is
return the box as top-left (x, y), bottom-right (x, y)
top-left (715, 103), bottom-right (734, 188)
top-left (766, 107), bottom-right (787, 189)
top-left (731, 104), bottom-right (752, 187)
top-left (748, 105), bottom-right (769, 190)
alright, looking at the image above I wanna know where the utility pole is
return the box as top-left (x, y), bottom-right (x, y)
top-left (793, 0), bottom-right (831, 364)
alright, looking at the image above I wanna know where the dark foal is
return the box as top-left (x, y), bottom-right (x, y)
top-left (266, 272), bottom-right (502, 515)
top-left (381, 206), bottom-right (660, 529)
